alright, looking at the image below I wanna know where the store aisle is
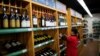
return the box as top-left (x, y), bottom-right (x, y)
top-left (79, 40), bottom-right (99, 56)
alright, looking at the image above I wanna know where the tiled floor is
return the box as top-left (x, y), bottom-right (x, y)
top-left (79, 40), bottom-right (99, 56)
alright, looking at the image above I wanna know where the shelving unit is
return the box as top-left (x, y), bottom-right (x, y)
top-left (0, 0), bottom-right (84, 56)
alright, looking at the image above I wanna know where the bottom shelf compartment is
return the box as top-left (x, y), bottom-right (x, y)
top-left (35, 47), bottom-right (57, 56)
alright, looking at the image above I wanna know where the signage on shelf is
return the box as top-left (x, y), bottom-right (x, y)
top-left (56, 1), bottom-right (67, 13)
top-left (46, 0), bottom-right (56, 8)
top-left (70, 8), bottom-right (76, 16)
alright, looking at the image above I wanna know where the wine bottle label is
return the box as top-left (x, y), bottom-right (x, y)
top-left (42, 19), bottom-right (45, 26)
top-left (3, 19), bottom-right (8, 28)
top-left (46, 21), bottom-right (50, 26)
top-left (5, 43), bottom-right (11, 49)
top-left (12, 42), bottom-right (17, 46)
top-left (21, 20), bottom-right (26, 27)
top-left (10, 19), bottom-right (15, 28)
top-left (33, 18), bottom-right (37, 25)
top-left (16, 20), bottom-right (20, 28)
top-left (26, 20), bottom-right (30, 27)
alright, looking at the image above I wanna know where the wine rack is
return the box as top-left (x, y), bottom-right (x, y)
top-left (83, 20), bottom-right (88, 38)
top-left (0, 0), bottom-right (84, 56)
top-left (93, 21), bottom-right (100, 39)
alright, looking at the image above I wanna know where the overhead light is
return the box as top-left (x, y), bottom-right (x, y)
top-left (77, 0), bottom-right (93, 17)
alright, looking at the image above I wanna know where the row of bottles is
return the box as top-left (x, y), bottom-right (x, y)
top-left (58, 14), bottom-right (67, 26)
top-left (0, 40), bottom-right (25, 55)
top-left (0, 7), bottom-right (30, 28)
top-left (32, 7), bottom-right (56, 27)
top-left (35, 47), bottom-right (56, 56)
top-left (34, 34), bottom-right (53, 45)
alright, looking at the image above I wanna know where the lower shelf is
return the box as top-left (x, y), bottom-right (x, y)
top-left (34, 39), bottom-right (54, 48)
top-left (60, 47), bottom-right (67, 53)
top-left (6, 49), bottom-right (27, 56)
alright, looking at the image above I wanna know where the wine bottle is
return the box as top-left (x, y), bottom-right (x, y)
top-left (21, 11), bottom-right (26, 28)
top-left (15, 9), bottom-right (20, 28)
top-left (33, 7), bottom-right (38, 27)
top-left (10, 8), bottom-right (15, 28)
top-left (45, 14), bottom-right (49, 27)
top-left (41, 10), bottom-right (46, 27)
top-left (26, 15), bottom-right (30, 28)
top-left (11, 40), bottom-right (18, 51)
top-left (33, 13), bottom-right (38, 27)
top-left (16, 40), bottom-right (25, 50)
top-left (3, 41), bottom-right (15, 53)
top-left (2, 7), bottom-right (9, 28)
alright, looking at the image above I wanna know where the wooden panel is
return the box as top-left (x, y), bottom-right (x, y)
top-left (67, 8), bottom-right (72, 36)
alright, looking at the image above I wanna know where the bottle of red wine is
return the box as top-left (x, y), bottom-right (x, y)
top-left (32, 8), bottom-right (38, 27)
top-left (41, 12), bottom-right (46, 27)
top-left (21, 11), bottom-right (26, 28)
top-left (26, 15), bottom-right (30, 28)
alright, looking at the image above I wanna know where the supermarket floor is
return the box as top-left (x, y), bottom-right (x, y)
top-left (79, 39), bottom-right (99, 56)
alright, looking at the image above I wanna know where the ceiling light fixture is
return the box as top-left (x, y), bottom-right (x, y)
top-left (77, 0), bottom-right (93, 17)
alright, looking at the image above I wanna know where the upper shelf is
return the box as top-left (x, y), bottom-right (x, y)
top-left (0, 28), bottom-right (32, 34)
top-left (31, 1), bottom-right (56, 11)
top-left (0, 26), bottom-right (68, 34)
top-left (33, 26), bottom-right (68, 31)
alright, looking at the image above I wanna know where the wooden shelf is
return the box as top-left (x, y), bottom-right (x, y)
top-left (33, 26), bottom-right (68, 31)
top-left (72, 25), bottom-right (77, 27)
top-left (59, 26), bottom-right (68, 29)
top-left (0, 28), bottom-right (32, 34)
top-left (23, 0), bottom-right (30, 2)
top-left (2, 4), bottom-right (9, 7)
top-left (31, 1), bottom-right (56, 11)
top-left (60, 47), bottom-right (67, 53)
top-left (57, 10), bottom-right (66, 14)
top-left (10, 6), bottom-right (15, 8)
top-left (34, 39), bottom-right (54, 48)
top-left (0, 26), bottom-right (68, 34)
top-left (6, 49), bottom-right (27, 56)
